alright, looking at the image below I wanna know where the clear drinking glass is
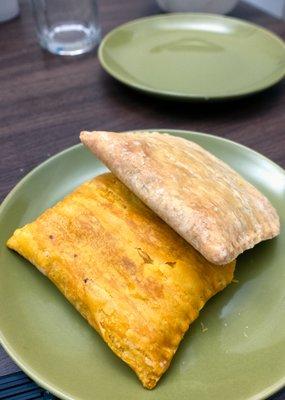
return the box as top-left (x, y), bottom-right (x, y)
top-left (31, 0), bottom-right (101, 56)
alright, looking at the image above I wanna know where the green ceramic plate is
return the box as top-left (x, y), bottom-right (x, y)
top-left (98, 14), bottom-right (285, 100)
top-left (0, 130), bottom-right (284, 400)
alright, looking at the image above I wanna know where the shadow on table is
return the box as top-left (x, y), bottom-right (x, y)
top-left (99, 70), bottom-right (284, 124)
top-left (268, 387), bottom-right (285, 400)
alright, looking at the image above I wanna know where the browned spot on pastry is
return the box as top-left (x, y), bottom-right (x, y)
top-left (141, 277), bottom-right (164, 299)
top-left (49, 235), bottom-right (54, 239)
top-left (121, 256), bottom-right (137, 273)
top-left (83, 278), bottom-right (89, 283)
top-left (136, 247), bottom-right (153, 264)
top-left (165, 261), bottom-right (176, 267)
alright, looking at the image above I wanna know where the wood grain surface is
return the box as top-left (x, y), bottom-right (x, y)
top-left (0, 0), bottom-right (284, 398)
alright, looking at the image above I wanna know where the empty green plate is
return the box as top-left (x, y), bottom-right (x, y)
top-left (0, 130), bottom-right (285, 400)
top-left (98, 14), bottom-right (285, 100)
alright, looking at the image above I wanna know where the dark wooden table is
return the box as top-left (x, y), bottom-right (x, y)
top-left (0, 0), bottom-right (284, 399)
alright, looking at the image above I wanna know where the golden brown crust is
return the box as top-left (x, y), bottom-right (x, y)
top-left (7, 173), bottom-right (235, 388)
top-left (80, 131), bottom-right (280, 265)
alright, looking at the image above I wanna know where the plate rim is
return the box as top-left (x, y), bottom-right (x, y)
top-left (98, 13), bottom-right (285, 100)
top-left (0, 129), bottom-right (284, 400)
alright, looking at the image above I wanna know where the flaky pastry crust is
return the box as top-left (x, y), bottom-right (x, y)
top-left (80, 131), bottom-right (280, 264)
top-left (7, 173), bottom-right (234, 388)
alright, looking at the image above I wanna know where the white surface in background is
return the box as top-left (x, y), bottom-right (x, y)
top-left (245, 0), bottom-right (285, 18)
top-left (156, 0), bottom-right (239, 14)
top-left (0, 0), bottom-right (19, 22)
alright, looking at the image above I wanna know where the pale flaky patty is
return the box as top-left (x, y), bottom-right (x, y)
top-left (7, 173), bottom-right (235, 389)
top-left (80, 131), bottom-right (280, 265)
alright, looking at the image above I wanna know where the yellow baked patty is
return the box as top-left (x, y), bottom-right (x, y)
top-left (7, 173), bottom-right (235, 389)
